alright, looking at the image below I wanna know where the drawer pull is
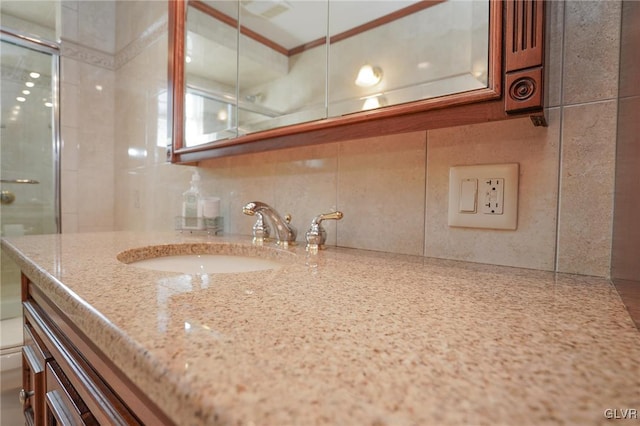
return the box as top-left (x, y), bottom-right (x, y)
top-left (19, 389), bottom-right (35, 406)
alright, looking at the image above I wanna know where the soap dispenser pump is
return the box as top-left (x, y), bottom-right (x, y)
top-left (182, 171), bottom-right (203, 229)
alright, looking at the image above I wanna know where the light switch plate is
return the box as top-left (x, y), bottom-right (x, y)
top-left (448, 163), bottom-right (519, 230)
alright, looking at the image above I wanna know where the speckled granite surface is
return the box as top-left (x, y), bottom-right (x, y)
top-left (2, 231), bottom-right (639, 425)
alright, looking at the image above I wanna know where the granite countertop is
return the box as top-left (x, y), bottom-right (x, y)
top-left (2, 231), bottom-right (639, 425)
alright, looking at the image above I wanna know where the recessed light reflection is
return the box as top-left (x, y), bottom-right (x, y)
top-left (44, 102), bottom-right (53, 108)
top-left (29, 72), bottom-right (40, 78)
top-left (22, 90), bottom-right (30, 95)
top-left (16, 97), bottom-right (26, 102)
top-left (25, 82), bottom-right (34, 88)
top-left (95, 85), bottom-right (103, 91)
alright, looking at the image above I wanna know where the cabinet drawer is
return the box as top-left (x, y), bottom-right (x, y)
top-left (45, 362), bottom-right (98, 426)
top-left (22, 323), bottom-right (53, 426)
top-left (24, 322), bottom-right (52, 362)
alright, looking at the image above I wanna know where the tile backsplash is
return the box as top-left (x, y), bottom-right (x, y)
top-left (59, 1), bottom-right (622, 278)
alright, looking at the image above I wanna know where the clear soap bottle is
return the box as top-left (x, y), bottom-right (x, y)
top-left (182, 171), bottom-right (203, 229)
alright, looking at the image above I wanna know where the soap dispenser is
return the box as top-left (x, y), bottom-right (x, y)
top-left (182, 171), bottom-right (203, 229)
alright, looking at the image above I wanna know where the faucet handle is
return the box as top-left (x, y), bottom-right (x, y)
top-left (305, 211), bottom-right (343, 250)
top-left (251, 212), bottom-right (270, 243)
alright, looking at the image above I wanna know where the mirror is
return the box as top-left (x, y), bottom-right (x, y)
top-left (169, 0), bottom-right (544, 162)
top-left (183, 1), bottom-right (240, 146)
top-left (237, 0), bottom-right (329, 135)
top-left (326, 1), bottom-right (489, 117)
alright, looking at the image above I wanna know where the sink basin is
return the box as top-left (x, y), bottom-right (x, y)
top-left (117, 243), bottom-right (293, 274)
top-left (127, 254), bottom-right (283, 274)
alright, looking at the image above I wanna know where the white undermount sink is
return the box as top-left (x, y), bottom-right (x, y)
top-left (129, 254), bottom-right (283, 274)
top-left (117, 243), bottom-right (293, 274)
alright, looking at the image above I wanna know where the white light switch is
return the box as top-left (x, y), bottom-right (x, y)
top-left (448, 164), bottom-right (519, 230)
top-left (459, 179), bottom-right (477, 213)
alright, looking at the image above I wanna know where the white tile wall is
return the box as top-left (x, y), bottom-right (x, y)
top-left (60, 2), bottom-right (116, 233)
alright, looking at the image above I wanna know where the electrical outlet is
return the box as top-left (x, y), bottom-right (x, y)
top-left (448, 164), bottom-right (519, 230)
top-left (482, 178), bottom-right (504, 214)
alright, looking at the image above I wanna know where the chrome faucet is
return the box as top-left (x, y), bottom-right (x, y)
top-left (243, 201), bottom-right (297, 246)
top-left (305, 211), bottom-right (343, 251)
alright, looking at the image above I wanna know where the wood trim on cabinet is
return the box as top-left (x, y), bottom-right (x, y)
top-left (505, 0), bottom-right (544, 71)
top-left (168, 0), bottom-right (186, 161)
top-left (504, 0), bottom-right (545, 115)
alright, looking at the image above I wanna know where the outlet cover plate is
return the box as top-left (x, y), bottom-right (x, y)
top-left (448, 163), bottom-right (519, 230)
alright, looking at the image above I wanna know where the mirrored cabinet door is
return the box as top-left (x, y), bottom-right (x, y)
top-left (237, 0), bottom-right (329, 136)
top-left (327, 0), bottom-right (490, 117)
top-left (184, 1), bottom-right (240, 146)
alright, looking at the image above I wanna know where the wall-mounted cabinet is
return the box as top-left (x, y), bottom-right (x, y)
top-left (168, 0), bottom-right (545, 163)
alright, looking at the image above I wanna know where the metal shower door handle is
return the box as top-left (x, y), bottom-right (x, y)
top-left (0, 179), bottom-right (40, 184)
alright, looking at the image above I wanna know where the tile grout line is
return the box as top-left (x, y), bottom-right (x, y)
top-left (553, 0), bottom-right (567, 274)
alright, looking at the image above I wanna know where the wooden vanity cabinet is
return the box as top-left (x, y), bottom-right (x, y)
top-left (20, 273), bottom-right (174, 426)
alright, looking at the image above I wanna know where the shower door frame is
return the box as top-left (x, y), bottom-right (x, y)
top-left (0, 28), bottom-right (61, 234)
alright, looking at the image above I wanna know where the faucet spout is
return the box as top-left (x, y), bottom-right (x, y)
top-left (243, 201), bottom-right (297, 245)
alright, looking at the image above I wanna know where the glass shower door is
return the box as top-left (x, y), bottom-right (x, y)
top-left (0, 37), bottom-right (59, 330)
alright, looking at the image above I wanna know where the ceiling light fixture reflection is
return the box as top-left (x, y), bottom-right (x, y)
top-left (25, 82), bottom-right (35, 88)
top-left (355, 64), bottom-right (383, 87)
top-left (30, 72), bottom-right (40, 78)
top-left (185, 55), bottom-right (192, 63)
top-left (16, 97), bottom-right (26, 102)
top-left (362, 97), bottom-right (380, 110)
top-left (361, 94), bottom-right (386, 111)
top-left (44, 102), bottom-right (53, 108)
top-left (22, 90), bottom-right (30, 95)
